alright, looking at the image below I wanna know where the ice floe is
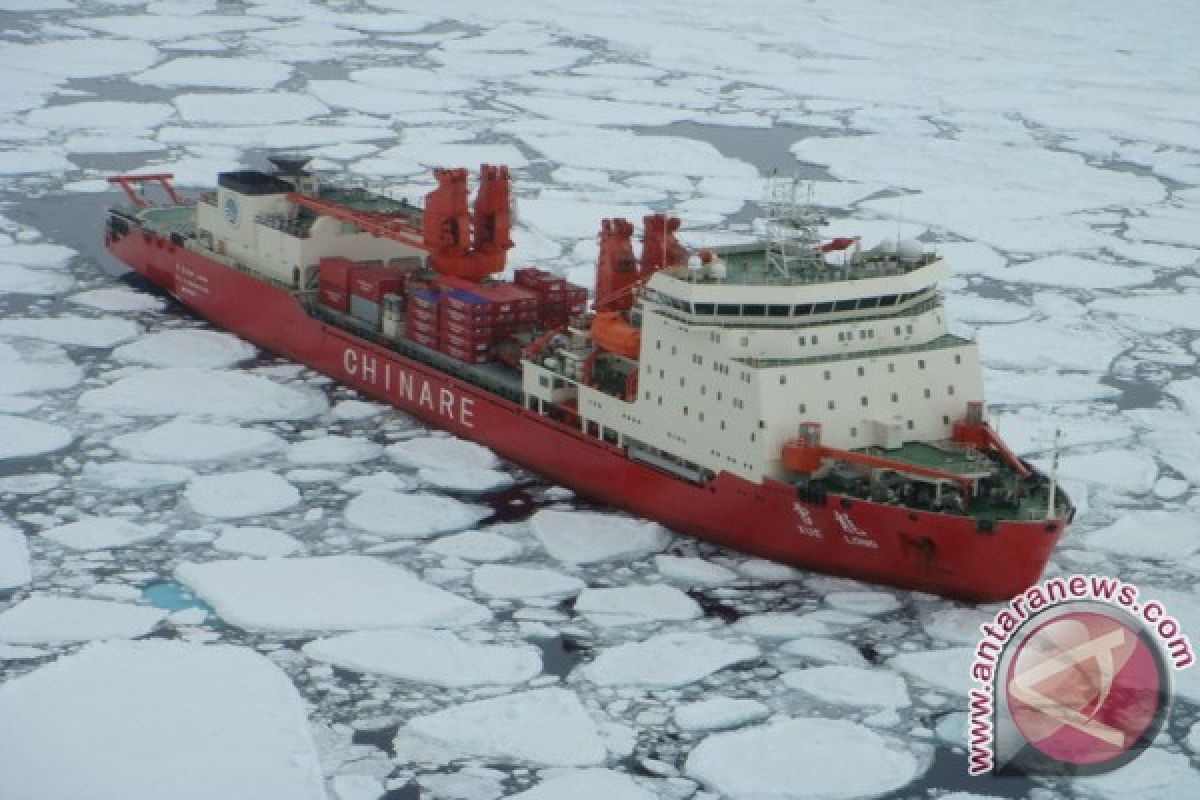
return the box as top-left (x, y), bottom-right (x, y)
top-left (472, 563), bottom-right (584, 599)
top-left (80, 460), bottom-right (194, 490)
top-left (174, 91), bottom-right (328, 124)
top-left (113, 329), bottom-right (256, 368)
top-left (287, 435), bottom-right (383, 465)
top-left (304, 629), bottom-right (542, 687)
top-left (0, 523), bottom-right (31, 590)
top-left (80, 368), bottom-right (328, 420)
top-left (213, 526), bottom-right (303, 558)
top-left (782, 665), bottom-right (911, 709)
top-left (778, 637), bottom-right (869, 667)
top-left (344, 489), bottom-right (489, 538)
top-left (1073, 746), bottom-right (1200, 800)
top-left (387, 435), bottom-right (499, 470)
top-left (685, 718), bottom-right (921, 799)
top-left (0, 414), bottom-right (72, 460)
top-left (40, 516), bottom-right (162, 550)
top-left (177, 555), bottom-right (489, 632)
top-left (0, 640), bottom-right (327, 800)
top-left (417, 466), bottom-right (513, 493)
top-left (888, 648), bottom-right (974, 697)
top-left (532, 509), bottom-right (671, 565)
top-left (653, 554), bottom-right (738, 586)
top-left (427, 530), bottom-right (523, 562)
top-left (184, 469), bottom-right (300, 518)
top-left (674, 697), bottom-right (770, 733)
top-left (0, 316), bottom-right (140, 348)
top-left (574, 585), bottom-right (702, 627)
top-left (506, 769), bottom-right (656, 800)
top-left (1083, 510), bottom-right (1200, 560)
top-left (112, 419), bottom-right (286, 463)
top-left (136, 56), bottom-right (291, 88)
top-left (0, 596), bottom-right (165, 643)
top-left (580, 632), bottom-right (758, 687)
top-left (0, 265), bottom-right (74, 295)
top-left (66, 287), bottom-right (166, 312)
top-left (399, 688), bottom-right (607, 767)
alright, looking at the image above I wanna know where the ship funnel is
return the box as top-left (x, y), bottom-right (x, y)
top-left (267, 154), bottom-right (313, 176)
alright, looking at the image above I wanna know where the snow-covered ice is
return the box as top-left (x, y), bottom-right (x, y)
top-left (506, 769), bottom-right (656, 800)
top-left (427, 530), bottom-right (523, 562)
top-left (0, 596), bottom-right (165, 643)
top-left (80, 368), bottom-right (328, 420)
top-left (287, 435), bottom-right (383, 465)
top-left (213, 526), bottom-right (303, 558)
top-left (399, 688), bottom-right (608, 767)
top-left (136, 57), bottom-right (291, 89)
top-left (112, 419), bottom-right (286, 463)
top-left (0, 523), bottom-right (31, 590)
top-left (80, 460), bottom-right (196, 490)
top-left (532, 509), bottom-right (671, 565)
top-left (387, 435), bottom-right (499, 470)
top-left (654, 554), bottom-right (738, 586)
top-left (472, 563), bottom-right (585, 599)
top-left (177, 555), bottom-right (489, 632)
top-left (580, 632), bottom-right (758, 687)
top-left (888, 648), bottom-right (974, 697)
top-left (0, 641), bottom-right (327, 800)
top-left (0, 316), bottom-right (140, 348)
top-left (344, 489), bottom-right (489, 538)
top-left (0, 414), bottom-right (72, 460)
top-left (303, 629), bottom-right (542, 687)
top-left (782, 665), bottom-right (911, 709)
top-left (674, 697), bottom-right (771, 732)
top-left (685, 718), bottom-right (921, 799)
top-left (40, 516), bottom-right (162, 550)
top-left (67, 287), bottom-right (166, 313)
top-left (113, 329), bottom-right (256, 368)
top-left (574, 585), bottom-right (702, 626)
top-left (184, 470), bottom-right (300, 518)
top-left (1083, 511), bottom-right (1200, 560)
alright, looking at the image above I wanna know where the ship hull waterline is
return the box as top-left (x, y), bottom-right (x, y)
top-left (107, 229), bottom-right (1065, 602)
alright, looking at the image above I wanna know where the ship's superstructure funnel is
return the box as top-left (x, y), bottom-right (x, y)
top-left (640, 213), bottom-right (686, 278)
top-left (593, 217), bottom-right (638, 312)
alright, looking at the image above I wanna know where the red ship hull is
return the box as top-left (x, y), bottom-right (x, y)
top-left (108, 230), bottom-right (1065, 601)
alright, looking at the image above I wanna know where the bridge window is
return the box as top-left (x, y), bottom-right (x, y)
top-left (779, 375), bottom-right (786, 385)
top-left (744, 304), bottom-right (765, 316)
top-left (798, 403), bottom-right (806, 413)
top-left (879, 295), bottom-right (898, 307)
top-left (798, 336), bottom-right (806, 346)
top-left (955, 354), bottom-right (962, 364)
top-left (856, 366), bottom-right (865, 377)
top-left (813, 302), bottom-right (834, 314)
top-left (917, 359), bottom-right (925, 369)
top-left (861, 396), bottom-right (869, 407)
top-left (891, 392), bottom-right (899, 403)
top-left (794, 303), bottom-right (813, 315)
top-left (859, 297), bottom-right (879, 309)
top-left (833, 299), bottom-right (856, 311)
top-left (717, 304), bottom-right (738, 315)
top-left (695, 303), bottom-right (714, 315)
top-left (768, 305), bottom-right (790, 317)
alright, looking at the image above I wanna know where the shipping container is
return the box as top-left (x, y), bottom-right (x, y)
top-left (439, 316), bottom-right (495, 338)
top-left (405, 318), bottom-right (438, 339)
top-left (319, 285), bottom-right (349, 312)
top-left (408, 288), bottom-right (440, 311)
top-left (440, 345), bottom-right (493, 364)
top-left (441, 331), bottom-right (493, 353)
top-left (350, 266), bottom-right (407, 303)
top-left (408, 330), bottom-right (438, 348)
top-left (350, 295), bottom-right (380, 327)
top-left (318, 257), bottom-right (356, 290)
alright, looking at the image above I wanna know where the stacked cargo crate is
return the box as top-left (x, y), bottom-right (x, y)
top-left (404, 289), bottom-right (439, 348)
top-left (349, 265), bottom-right (405, 329)
top-left (514, 268), bottom-right (588, 328)
top-left (318, 257), bottom-right (354, 312)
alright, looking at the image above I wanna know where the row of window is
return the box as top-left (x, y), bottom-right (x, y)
top-left (648, 288), bottom-right (932, 318)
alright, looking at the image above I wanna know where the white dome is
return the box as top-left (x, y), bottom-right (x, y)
top-left (871, 238), bottom-right (897, 255)
top-left (897, 238), bottom-right (925, 262)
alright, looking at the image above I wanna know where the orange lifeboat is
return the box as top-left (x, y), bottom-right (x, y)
top-left (590, 311), bottom-right (641, 359)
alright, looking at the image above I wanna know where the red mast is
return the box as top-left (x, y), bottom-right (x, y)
top-left (422, 165), bottom-right (513, 282)
top-left (592, 218), bottom-right (638, 312)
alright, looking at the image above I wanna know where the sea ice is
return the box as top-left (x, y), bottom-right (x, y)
top-left (427, 531), bottom-right (523, 562)
top-left (506, 769), bottom-right (656, 800)
top-left (653, 554), bottom-right (738, 586)
top-left (1092, 294), bottom-right (1200, 332)
top-left (0, 596), bottom-right (165, 643)
top-left (531, 509), bottom-right (671, 565)
top-left (674, 697), bottom-right (771, 732)
top-left (185, 470), bottom-right (300, 519)
top-left (387, 435), bottom-right (499, 470)
top-left (0, 640), bottom-right (327, 800)
top-left (176, 555), bottom-right (489, 632)
top-left (0, 265), bottom-right (73, 295)
top-left (287, 435), bottom-right (383, 465)
top-left (471, 564), bottom-right (584, 599)
top-left (136, 56), bottom-right (292, 88)
top-left (1043, 450), bottom-right (1158, 494)
top-left (888, 648), bottom-right (974, 697)
top-left (733, 612), bottom-right (831, 638)
top-left (80, 460), bottom-right (195, 490)
top-left (999, 254), bottom-right (1156, 289)
top-left (66, 287), bottom-right (166, 312)
top-left (214, 526), bottom-right (303, 558)
top-left (40, 516), bottom-right (162, 550)
top-left (25, 101), bottom-right (176, 132)
top-left (0, 356), bottom-right (82, 394)
top-left (399, 688), bottom-right (608, 767)
top-left (1072, 746), bottom-right (1200, 800)
top-left (112, 419), bottom-right (286, 463)
top-left (331, 399), bottom-right (387, 420)
top-left (574, 586), bottom-right (702, 626)
top-left (175, 91), bottom-right (329, 124)
top-left (80, 368), bottom-right (328, 420)
top-left (0, 523), bottom-right (31, 590)
top-left (1083, 511), bottom-right (1200, 560)
top-left (0, 316), bottom-right (140, 348)
top-left (113, 329), bottom-right (256, 368)
top-left (344, 490), bottom-right (489, 538)
top-left (823, 590), bottom-right (901, 615)
top-left (685, 718), bottom-right (920, 799)
top-left (782, 665), bottom-right (911, 709)
top-left (778, 637), bottom-right (869, 667)
top-left (417, 466), bottom-right (513, 493)
top-left (303, 629), bottom-right (542, 687)
top-left (579, 632), bottom-right (758, 687)
top-left (0, 414), bottom-right (72, 460)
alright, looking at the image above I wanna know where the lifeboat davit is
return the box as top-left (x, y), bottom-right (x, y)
top-left (590, 311), bottom-right (640, 359)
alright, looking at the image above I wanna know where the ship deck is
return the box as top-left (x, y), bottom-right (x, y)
top-left (135, 204), bottom-right (197, 237)
top-left (702, 241), bottom-right (937, 287)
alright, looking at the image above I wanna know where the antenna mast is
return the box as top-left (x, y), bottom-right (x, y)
top-left (764, 173), bottom-right (825, 280)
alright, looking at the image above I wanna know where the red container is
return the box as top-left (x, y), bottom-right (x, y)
top-left (441, 331), bottom-right (492, 352)
top-left (408, 289), bottom-right (440, 312)
top-left (440, 344), bottom-right (493, 364)
top-left (408, 330), bottom-right (438, 348)
top-left (351, 267), bottom-right (407, 302)
top-left (567, 287), bottom-right (588, 306)
top-left (319, 284), bottom-right (349, 312)
top-left (405, 317), bottom-right (438, 337)
top-left (441, 306), bottom-right (496, 329)
top-left (319, 257), bottom-right (356, 290)
top-left (440, 317), bottom-right (495, 338)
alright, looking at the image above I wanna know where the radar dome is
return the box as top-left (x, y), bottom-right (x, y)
top-left (897, 239), bottom-right (925, 263)
top-left (871, 238), bottom-right (897, 255)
